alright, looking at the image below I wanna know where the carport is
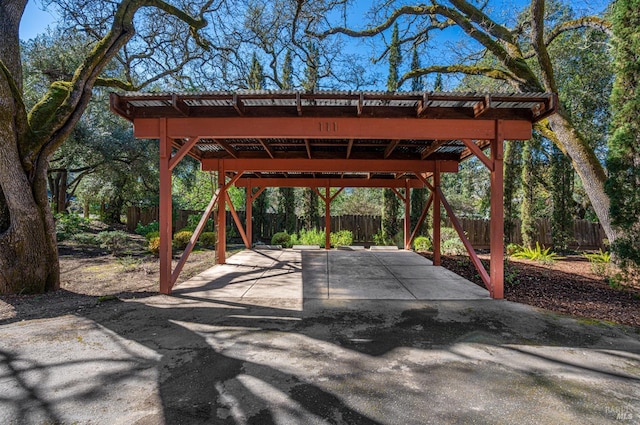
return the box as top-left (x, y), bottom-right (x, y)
top-left (110, 90), bottom-right (556, 299)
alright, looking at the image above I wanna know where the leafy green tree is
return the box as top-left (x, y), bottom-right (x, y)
top-left (606, 0), bottom-right (640, 266)
top-left (381, 23), bottom-right (402, 242)
top-left (314, 0), bottom-right (618, 247)
top-left (410, 46), bottom-right (422, 91)
top-left (0, 0), bottom-right (215, 293)
top-left (503, 141), bottom-right (522, 243)
top-left (550, 144), bottom-right (574, 250)
top-left (387, 23), bottom-right (401, 91)
top-left (433, 73), bottom-right (443, 91)
top-left (248, 52), bottom-right (266, 89)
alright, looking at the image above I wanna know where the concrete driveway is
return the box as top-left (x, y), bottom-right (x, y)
top-left (0, 249), bottom-right (638, 424)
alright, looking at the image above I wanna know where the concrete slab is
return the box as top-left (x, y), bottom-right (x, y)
top-left (176, 249), bottom-right (489, 302)
top-left (329, 277), bottom-right (415, 300)
top-left (400, 278), bottom-right (491, 300)
top-left (2, 297), bottom-right (638, 424)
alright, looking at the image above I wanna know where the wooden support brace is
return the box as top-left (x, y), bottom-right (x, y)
top-left (461, 139), bottom-right (493, 171)
top-left (408, 192), bottom-right (434, 249)
top-left (437, 186), bottom-right (491, 289)
top-left (169, 136), bottom-right (200, 171)
top-left (171, 189), bottom-right (221, 286)
top-left (226, 192), bottom-right (249, 248)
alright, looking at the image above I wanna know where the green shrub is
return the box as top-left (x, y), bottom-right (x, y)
top-left (55, 213), bottom-right (89, 241)
top-left (172, 230), bottom-right (193, 250)
top-left (70, 233), bottom-right (100, 246)
top-left (330, 230), bottom-right (353, 247)
top-left (135, 221), bottom-right (159, 236)
top-left (97, 230), bottom-right (129, 255)
top-left (583, 249), bottom-right (611, 277)
top-left (148, 236), bottom-right (160, 256)
top-left (413, 236), bottom-right (432, 251)
top-left (271, 231), bottom-right (292, 247)
top-left (442, 238), bottom-right (466, 255)
top-left (199, 231), bottom-right (217, 248)
top-left (511, 242), bottom-right (559, 264)
top-left (373, 229), bottom-right (394, 246)
top-left (145, 230), bottom-right (160, 241)
top-left (440, 227), bottom-right (459, 242)
top-left (295, 228), bottom-right (326, 247)
top-left (186, 214), bottom-right (215, 232)
top-left (506, 243), bottom-right (521, 256)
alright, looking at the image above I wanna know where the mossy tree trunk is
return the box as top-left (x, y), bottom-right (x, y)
top-left (0, 0), bottom-right (209, 294)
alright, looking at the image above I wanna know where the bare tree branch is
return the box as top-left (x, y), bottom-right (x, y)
top-left (522, 16), bottom-right (612, 59)
top-left (399, 64), bottom-right (518, 87)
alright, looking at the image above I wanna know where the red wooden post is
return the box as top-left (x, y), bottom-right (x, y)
top-left (433, 163), bottom-right (441, 266)
top-left (490, 121), bottom-right (505, 299)
top-left (158, 118), bottom-right (173, 294)
top-left (325, 186), bottom-right (331, 250)
top-left (246, 182), bottom-right (252, 248)
top-left (404, 180), bottom-right (411, 250)
top-left (216, 161), bottom-right (226, 264)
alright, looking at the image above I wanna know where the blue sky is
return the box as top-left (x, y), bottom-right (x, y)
top-left (19, 0), bottom-right (612, 41)
top-left (20, 1), bottom-right (57, 40)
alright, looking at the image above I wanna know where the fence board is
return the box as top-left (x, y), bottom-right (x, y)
top-left (127, 206), bottom-right (606, 249)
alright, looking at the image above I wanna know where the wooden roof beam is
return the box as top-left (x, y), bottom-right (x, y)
top-left (384, 140), bottom-right (400, 159)
top-left (257, 138), bottom-right (275, 158)
top-left (215, 139), bottom-right (239, 159)
top-left (421, 140), bottom-right (447, 160)
top-left (346, 139), bottom-right (354, 159)
top-left (233, 93), bottom-right (245, 116)
top-left (305, 138), bottom-right (312, 159)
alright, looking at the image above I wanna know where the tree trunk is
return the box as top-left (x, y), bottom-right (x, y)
top-left (0, 0), bottom-right (59, 294)
top-left (549, 110), bottom-right (616, 244)
top-left (0, 133), bottom-right (60, 294)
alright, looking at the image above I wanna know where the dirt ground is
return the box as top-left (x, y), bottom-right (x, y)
top-left (1, 232), bottom-right (639, 329)
top-left (426, 253), bottom-right (640, 328)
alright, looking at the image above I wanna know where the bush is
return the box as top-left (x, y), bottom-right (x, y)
top-left (97, 230), bottom-right (129, 255)
top-left (135, 221), bottom-right (159, 236)
top-left (583, 249), bottom-right (611, 277)
top-left (511, 242), bottom-right (559, 264)
top-left (271, 231), bottom-right (292, 247)
top-left (442, 238), bottom-right (466, 255)
top-left (373, 230), bottom-right (395, 246)
top-left (70, 233), bottom-right (100, 246)
top-left (145, 230), bottom-right (160, 241)
top-left (330, 230), bottom-right (353, 247)
top-left (413, 236), bottom-right (432, 251)
top-left (172, 230), bottom-right (193, 250)
top-left (55, 213), bottom-right (89, 241)
top-left (148, 237), bottom-right (160, 256)
top-left (506, 243), bottom-right (521, 256)
top-left (199, 231), bottom-right (216, 248)
top-left (296, 228), bottom-right (326, 247)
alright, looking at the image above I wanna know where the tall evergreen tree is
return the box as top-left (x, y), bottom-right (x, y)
top-left (382, 23), bottom-right (402, 242)
top-left (503, 141), bottom-right (522, 243)
top-left (247, 53), bottom-right (268, 240)
top-left (387, 23), bottom-right (401, 91)
top-left (409, 45), bottom-right (427, 237)
top-left (433, 73), bottom-right (443, 91)
top-left (606, 0), bottom-right (640, 266)
top-left (278, 49), bottom-right (296, 233)
top-left (550, 144), bottom-right (574, 251)
top-left (521, 138), bottom-right (537, 248)
top-left (301, 45), bottom-right (319, 227)
top-left (248, 52), bottom-right (266, 90)
top-left (410, 46), bottom-right (422, 92)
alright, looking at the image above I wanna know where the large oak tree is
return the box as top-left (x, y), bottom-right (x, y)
top-left (0, 0), bottom-right (218, 293)
top-left (312, 0), bottom-right (617, 245)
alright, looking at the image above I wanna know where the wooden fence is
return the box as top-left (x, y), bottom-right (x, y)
top-left (127, 206), bottom-right (606, 250)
